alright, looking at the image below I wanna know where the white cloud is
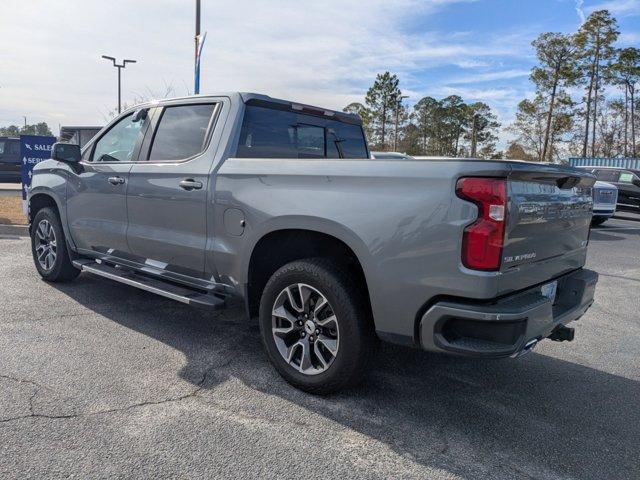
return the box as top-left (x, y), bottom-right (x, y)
top-left (619, 31), bottom-right (640, 44)
top-left (575, 0), bottom-right (586, 23)
top-left (453, 59), bottom-right (492, 69)
top-left (587, 0), bottom-right (640, 16)
top-left (0, 0), bottom-right (503, 130)
top-left (432, 86), bottom-right (523, 104)
top-left (0, 0), bottom-right (538, 153)
top-left (446, 69), bottom-right (531, 85)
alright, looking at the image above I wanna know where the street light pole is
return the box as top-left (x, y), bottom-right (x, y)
top-left (101, 55), bottom-right (137, 114)
top-left (394, 95), bottom-right (409, 151)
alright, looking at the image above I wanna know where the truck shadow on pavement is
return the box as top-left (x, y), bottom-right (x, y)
top-left (52, 275), bottom-right (639, 480)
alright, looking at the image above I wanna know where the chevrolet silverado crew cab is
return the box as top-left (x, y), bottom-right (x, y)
top-left (28, 93), bottom-right (598, 393)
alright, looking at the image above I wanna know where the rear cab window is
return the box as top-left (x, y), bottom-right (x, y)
top-left (236, 105), bottom-right (368, 159)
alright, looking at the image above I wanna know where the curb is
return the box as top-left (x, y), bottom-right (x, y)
top-left (0, 224), bottom-right (29, 236)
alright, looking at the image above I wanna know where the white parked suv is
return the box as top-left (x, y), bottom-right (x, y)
top-left (591, 181), bottom-right (618, 226)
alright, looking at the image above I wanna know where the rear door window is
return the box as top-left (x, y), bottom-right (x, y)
top-left (9, 141), bottom-right (20, 155)
top-left (0, 141), bottom-right (5, 155)
top-left (236, 105), bottom-right (368, 159)
top-left (148, 104), bottom-right (216, 161)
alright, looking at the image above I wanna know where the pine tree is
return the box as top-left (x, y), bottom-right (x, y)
top-left (364, 72), bottom-right (401, 150)
top-left (509, 97), bottom-right (547, 160)
top-left (575, 10), bottom-right (619, 158)
top-left (343, 102), bottom-right (374, 141)
top-left (465, 102), bottom-right (499, 158)
top-left (413, 96), bottom-right (439, 153)
top-left (610, 47), bottom-right (640, 157)
top-left (531, 32), bottom-right (578, 161)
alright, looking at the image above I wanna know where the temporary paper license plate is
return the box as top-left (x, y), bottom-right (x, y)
top-left (541, 280), bottom-right (558, 304)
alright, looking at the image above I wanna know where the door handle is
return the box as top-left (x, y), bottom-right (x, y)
top-left (179, 179), bottom-right (203, 191)
top-left (108, 176), bottom-right (125, 185)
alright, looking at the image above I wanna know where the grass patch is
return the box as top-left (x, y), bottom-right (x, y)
top-left (0, 196), bottom-right (27, 225)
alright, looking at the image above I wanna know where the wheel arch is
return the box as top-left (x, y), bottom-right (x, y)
top-left (28, 189), bottom-right (77, 252)
top-left (244, 224), bottom-right (374, 322)
top-left (29, 193), bottom-right (59, 227)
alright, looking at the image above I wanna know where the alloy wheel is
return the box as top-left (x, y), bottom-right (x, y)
top-left (271, 283), bottom-right (340, 375)
top-left (34, 219), bottom-right (57, 271)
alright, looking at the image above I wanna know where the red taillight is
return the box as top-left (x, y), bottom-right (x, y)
top-left (456, 177), bottom-right (507, 271)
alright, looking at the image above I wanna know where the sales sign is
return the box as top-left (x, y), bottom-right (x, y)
top-left (20, 134), bottom-right (56, 200)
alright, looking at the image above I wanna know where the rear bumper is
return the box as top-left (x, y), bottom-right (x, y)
top-left (419, 268), bottom-right (598, 357)
top-left (593, 207), bottom-right (616, 218)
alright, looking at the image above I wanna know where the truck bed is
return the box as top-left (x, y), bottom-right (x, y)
top-left (214, 157), bottom-right (595, 344)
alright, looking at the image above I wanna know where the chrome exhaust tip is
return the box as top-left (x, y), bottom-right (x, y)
top-left (511, 338), bottom-right (538, 358)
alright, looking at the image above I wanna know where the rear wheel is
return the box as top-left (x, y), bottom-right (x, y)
top-left (259, 258), bottom-right (374, 394)
top-left (30, 207), bottom-right (80, 282)
top-left (591, 216), bottom-right (607, 227)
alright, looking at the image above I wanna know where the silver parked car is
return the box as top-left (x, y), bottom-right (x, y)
top-left (371, 151), bottom-right (414, 160)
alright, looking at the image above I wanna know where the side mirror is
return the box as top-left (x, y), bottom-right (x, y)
top-left (51, 142), bottom-right (81, 164)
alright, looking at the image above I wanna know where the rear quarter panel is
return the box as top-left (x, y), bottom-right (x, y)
top-left (213, 158), bottom-right (512, 343)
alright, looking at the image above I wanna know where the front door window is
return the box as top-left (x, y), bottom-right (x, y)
top-left (92, 114), bottom-right (147, 162)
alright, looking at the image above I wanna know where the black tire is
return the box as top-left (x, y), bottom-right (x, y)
top-left (259, 258), bottom-right (374, 394)
top-left (591, 216), bottom-right (607, 227)
top-left (30, 207), bottom-right (80, 282)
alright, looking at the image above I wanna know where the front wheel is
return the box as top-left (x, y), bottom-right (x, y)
top-left (30, 207), bottom-right (80, 282)
top-left (259, 258), bottom-right (374, 394)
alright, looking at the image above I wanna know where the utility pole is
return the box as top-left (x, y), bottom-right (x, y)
top-left (23, 116), bottom-right (27, 127)
top-left (101, 56), bottom-right (137, 114)
top-left (393, 95), bottom-right (409, 151)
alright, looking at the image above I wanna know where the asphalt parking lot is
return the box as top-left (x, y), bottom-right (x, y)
top-left (1, 215), bottom-right (639, 479)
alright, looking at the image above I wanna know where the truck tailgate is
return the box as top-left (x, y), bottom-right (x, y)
top-left (502, 163), bottom-right (595, 273)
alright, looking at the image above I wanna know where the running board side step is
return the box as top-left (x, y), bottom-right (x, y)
top-left (73, 260), bottom-right (225, 309)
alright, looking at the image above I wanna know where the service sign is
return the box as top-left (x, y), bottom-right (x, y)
top-left (20, 135), bottom-right (56, 201)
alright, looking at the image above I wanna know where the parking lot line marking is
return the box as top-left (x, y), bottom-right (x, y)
top-left (600, 227), bottom-right (640, 231)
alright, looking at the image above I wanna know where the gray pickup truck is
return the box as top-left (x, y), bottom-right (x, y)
top-left (28, 93), bottom-right (598, 393)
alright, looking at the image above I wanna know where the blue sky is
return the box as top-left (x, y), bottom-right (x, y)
top-left (0, 0), bottom-right (638, 147)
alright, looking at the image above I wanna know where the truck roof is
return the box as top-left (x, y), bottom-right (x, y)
top-left (133, 92), bottom-right (362, 126)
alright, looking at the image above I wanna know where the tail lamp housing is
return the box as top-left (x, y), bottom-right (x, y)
top-left (456, 177), bottom-right (507, 271)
